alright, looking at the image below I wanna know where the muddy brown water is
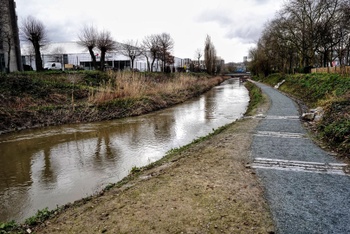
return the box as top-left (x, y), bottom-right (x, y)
top-left (0, 78), bottom-right (249, 222)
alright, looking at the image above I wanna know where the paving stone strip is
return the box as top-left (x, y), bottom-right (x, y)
top-left (254, 131), bottom-right (306, 139)
top-left (264, 115), bottom-right (300, 120)
top-left (251, 158), bottom-right (348, 176)
top-left (250, 81), bottom-right (350, 234)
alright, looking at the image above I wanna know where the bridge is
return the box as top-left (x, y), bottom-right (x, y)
top-left (225, 73), bottom-right (252, 82)
top-left (225, 73), bottom-right (252, 77)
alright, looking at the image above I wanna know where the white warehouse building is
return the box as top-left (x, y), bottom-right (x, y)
top-left (21, 41), bottom-right (185, 72)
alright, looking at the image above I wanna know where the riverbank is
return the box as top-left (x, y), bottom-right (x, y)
top-left (0, 71), bottom-right (225, 135)
top-left (0, 80), bottom-right (276, 233)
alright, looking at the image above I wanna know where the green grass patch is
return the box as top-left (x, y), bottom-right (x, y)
top-left (245, 82), bottom-right (264, 116)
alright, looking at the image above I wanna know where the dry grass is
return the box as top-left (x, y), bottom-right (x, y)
top-left (89, 72), bottom-right (218, 104)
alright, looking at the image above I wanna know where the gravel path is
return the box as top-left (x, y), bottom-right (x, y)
top-left (251, 82), bottom-right (350, 234)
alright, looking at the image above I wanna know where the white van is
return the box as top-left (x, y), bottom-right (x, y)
top-left (44, 62), bottom-right (62, 70)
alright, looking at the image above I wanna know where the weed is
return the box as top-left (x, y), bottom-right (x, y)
top-left (25, 207), bottom-right (53, 226)
top-left (0, 220), bottom-right (18, 233)
top-left (103, 183), bottom-right (115, 191)
top-left (130, 166), bottom-right (141, 174)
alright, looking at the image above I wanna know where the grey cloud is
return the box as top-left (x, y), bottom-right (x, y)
top-left (196, 9), bottom-right (233, 26)
top-left (46, 20), bottom-right (79, 42)
top-left (225, 25), bottom-right (262, 42)
top-left (197, 8), bottom-right (264, 42)
top-left (253, 0), bottom-right (270, 4)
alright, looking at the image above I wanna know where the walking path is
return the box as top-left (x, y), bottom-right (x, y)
top-left (250, 81), bottom-right (350, 233)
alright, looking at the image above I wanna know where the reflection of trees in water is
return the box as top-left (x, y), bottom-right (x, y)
top-left (0, 144), bottom-right (33, 189)
top-left (93, 129), bottom-right (119, 167)
top-left (204, 89), bottom-right (217, 121)
top-left (0, 145), bottom-right (33, 222)
top-left (42, 147), bottom-right (55, 184)
top-left (153, 116), bottom-right (174, 143)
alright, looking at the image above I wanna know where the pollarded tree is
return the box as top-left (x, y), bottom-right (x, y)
top-left (20, 16), bottom-right (48, 71)
top-left (77, 25), bottom-right (98, 70)
top-left (96, 30), bottom-right (116, 71)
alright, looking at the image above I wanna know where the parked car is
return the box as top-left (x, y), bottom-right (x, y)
top-left (44, 62), bottom-right (62, 70)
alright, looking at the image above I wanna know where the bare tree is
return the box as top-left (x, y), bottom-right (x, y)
top-left (204, 35), bottom-right (216, 75)
top-left (119, 40), bottom-right (143, 70)
top-left (156, 33), bottom-right (174, 72)
top-left (20, 16), bottom-right (48, 71)
top-left (77, 24), bottom-right (98, 70)
top-left (141, 34), bottom-right (160, 72)
top-left (249, 0), bottom-right (350, 76)
top-left (96, 30), bottom-right (116, 71)
top-left (278, 0), bottom-right (347, 69)
top-left (194, 48), bottom-right (203, 70)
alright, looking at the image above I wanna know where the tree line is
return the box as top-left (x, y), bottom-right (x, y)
top-left (17, 16), bottom-right (218, 74)
top-left (77, 24), bottom-right (175, 72)
top-left (249, 0), bottom-right (350, 76)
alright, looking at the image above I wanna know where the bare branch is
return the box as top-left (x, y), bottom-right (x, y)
top-left (20, 16), bottom-right (48, 71)
top-left (77, 24), bottom-right (98, 69)
top-left (96, 29), bottom-right (116, 71)
top-left (120, 40), bottom-right (143, 70)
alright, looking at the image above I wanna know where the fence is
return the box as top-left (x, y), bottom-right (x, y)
top-left (311, 66), bottom-right (350, 74)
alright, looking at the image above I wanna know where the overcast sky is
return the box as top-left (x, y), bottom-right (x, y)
top-left (16, 0), bottom-right (283, 63)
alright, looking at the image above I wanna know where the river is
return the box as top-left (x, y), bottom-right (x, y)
top-left (0, 78), bottom-right (249, 222)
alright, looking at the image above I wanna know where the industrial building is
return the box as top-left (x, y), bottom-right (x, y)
top-left (21, 41), bottom-right (185, 72)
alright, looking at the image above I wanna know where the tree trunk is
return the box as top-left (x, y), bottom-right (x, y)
top-left (88, 46), bottom-right (97, 70)
top-left (143, 55), bottom-right (150, 72)
top-left (346, 44), bottom-right (350, 65)
top-left (6, 43), bottom-right (11, 73)
top-left (100, 48), bottom-right (106, 71)
top-left (150, 58), bottom-right (156, 72)
top-left (323, 50), bottom-right (328, 67)
top-left (33, 41), bottom-right (43, 71)
top-left (131, 58), bottom-right (135, 69)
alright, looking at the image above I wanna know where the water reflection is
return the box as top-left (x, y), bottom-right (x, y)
top-left (0, 78), bottom-right (249, 222)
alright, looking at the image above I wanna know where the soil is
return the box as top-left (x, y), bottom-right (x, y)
top-left (29, 92), bottom-right (275, 233)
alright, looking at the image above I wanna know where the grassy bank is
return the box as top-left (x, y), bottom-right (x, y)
top-left (253, 73), bottom-right (350, 157)
top-left (0, 71), bottom-right (225, 134)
